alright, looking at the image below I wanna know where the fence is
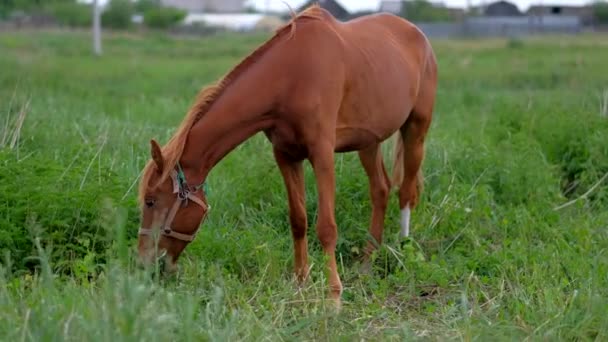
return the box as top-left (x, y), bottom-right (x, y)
top-left (415, 15), bottom-right (583, 38)
top-left (0, 12), bottom-right (589, 39)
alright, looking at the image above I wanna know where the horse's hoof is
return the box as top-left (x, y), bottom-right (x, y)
top-left (399, 236), bottom-right (413, 249)
top-left (359, 258), bottom-right (372, 275)
top-left (330, 297), bottom-right (342, 314)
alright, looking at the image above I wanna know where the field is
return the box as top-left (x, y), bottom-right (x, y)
top-left (1, 29), bottom-right (607, 340)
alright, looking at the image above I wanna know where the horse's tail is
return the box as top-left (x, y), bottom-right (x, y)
top-left (391, 132), bottom-right (404, 189)
top-left (390, 133), bottom-right (423, 194)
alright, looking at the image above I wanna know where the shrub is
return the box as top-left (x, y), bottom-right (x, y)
top-left (400, 0), bottom-right (452, 22)
top-left (102, 0), bottom-right (133, 29)
top-left (46, 2), bottom-right (92, 28)
top-left (135, 0), bottom-right (160, 13)
top-left (1, 0), bottom-right (74, 19)
top-left (507, 38), bottom-right (524, 49)
top-left (593, 1), bottom-right (608, 24)
top-left (144, 6), bottom-right (186, 29)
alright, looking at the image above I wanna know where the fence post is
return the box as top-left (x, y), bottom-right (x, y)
top-left (92, 0), bottom-right (102, 56)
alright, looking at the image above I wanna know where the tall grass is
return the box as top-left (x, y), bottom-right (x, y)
top-left (0, 30), bottom-right (607, 339)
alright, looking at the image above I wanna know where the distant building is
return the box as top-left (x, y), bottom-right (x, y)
top-left (297, 0), bottom-right (350, 20)
top-left (162, 0), bottom-right (284, 32)
top-left (379, 0), bottom-right (403, 14)
top-left (160, 0), bottom-right (245, 13)
top-left (527, 5), bottom-right (594, 25)
top-left (447, 7), bottom-right (466, 21)
top-left (484, 0), bottom-right (522, 16)
top-left (183, 13), bottom-right (263, 31)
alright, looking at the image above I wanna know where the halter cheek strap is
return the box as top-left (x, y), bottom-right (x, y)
top-left (138, 169), bottom-right (210, 242)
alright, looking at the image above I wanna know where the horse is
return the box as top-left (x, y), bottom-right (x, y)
top-left (137, 5), bottom-right (437, 310)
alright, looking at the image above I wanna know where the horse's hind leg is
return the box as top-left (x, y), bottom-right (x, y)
top-left (358, 144), bottom-right (391, 256)
top-left (396, 102), bottom-right (433, 238)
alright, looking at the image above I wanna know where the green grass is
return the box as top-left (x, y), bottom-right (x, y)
top-left (1, 29), bottom-right (608, 340)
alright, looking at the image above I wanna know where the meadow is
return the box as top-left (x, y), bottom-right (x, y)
top-left (0, 29), bottom-right (607, 340)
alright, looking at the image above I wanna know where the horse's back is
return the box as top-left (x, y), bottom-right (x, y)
top-left (343, 12), bottom-right (432, 53)
top-left (267, 8), bottom-right (436, 153)
top-left (339, 12), bottom-right (434, 95)
top-left (329, 13), bottom-right (435, 149)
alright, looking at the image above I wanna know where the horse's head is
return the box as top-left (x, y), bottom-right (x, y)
top-left (137, 139), bottom-right (210, 272)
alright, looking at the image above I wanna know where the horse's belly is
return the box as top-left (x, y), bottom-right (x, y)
top-left (334, 127), bottom-right (382, 152)
top-left (336, 88), bottom-right (414, 144)
top-left (337, 71), bottom-right (417, 137)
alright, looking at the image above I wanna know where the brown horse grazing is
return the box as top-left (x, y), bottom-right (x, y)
top-left (137, 5), bottom-right (437, 309)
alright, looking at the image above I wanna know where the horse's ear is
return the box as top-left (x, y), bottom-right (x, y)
top-left (150, 139), bottom-right (164, 173)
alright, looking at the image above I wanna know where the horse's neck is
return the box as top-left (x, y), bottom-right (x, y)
top-left (180, 77), bottom-right (276, 182)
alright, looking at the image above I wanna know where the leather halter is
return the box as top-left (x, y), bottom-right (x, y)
top-left (138, 169), bottom-right (210, 242)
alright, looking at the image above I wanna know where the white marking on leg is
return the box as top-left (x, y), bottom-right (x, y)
top-left (400, 205), bottom-right (411, 238)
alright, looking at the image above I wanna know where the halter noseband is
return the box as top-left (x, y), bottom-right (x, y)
top-left (138, 165), bottom-right (210, 242)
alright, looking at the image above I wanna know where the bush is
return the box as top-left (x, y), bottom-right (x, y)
top-left (507, 38), bottom-right (524, 49)
top-left (46, 2), bottom-right (92, 28)
top-left (144, 6), bottom-right (186, 29)
top-left (593, 1), bottom-right (608, 24)
top-left (1, 0), bottom-right (73, 19)
top-left (401, 0), bottom-right (452, 22)
top-left (0, 149), bottom-right (139, 275)
top-left (135, 0), bottom-right (160, 13)
top-left (102, 0), bottom-right (133, 29)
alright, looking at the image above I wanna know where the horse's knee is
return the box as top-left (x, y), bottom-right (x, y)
top-left (316, 223), bottom-right (337, 249)
top-left (290, 214), bottom-right (307, 240)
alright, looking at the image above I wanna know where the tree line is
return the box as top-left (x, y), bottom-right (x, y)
top-left (0, 0), bottom-right (187, 29)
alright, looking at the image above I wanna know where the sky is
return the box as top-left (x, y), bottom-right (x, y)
top-left (249, 0), bottom-right (592, 12)
top-left (85, 0), bottom-right (595, 13)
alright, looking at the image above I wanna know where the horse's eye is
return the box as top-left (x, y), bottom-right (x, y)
top-left (145, 198), bottom-right (156, 208)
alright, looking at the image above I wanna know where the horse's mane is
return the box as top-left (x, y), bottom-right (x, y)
top-left (138, 4), bottom-right (326, 202)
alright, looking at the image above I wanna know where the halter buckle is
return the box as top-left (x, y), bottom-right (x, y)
top-left (178, 188), bottom-right (188, 201)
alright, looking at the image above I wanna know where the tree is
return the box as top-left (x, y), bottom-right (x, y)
top-left (135, 0), bottom-right (160, 13)
top-left (143, 7), bottom-right (186, 29)
top-left (48, 2), bottom-right (92, 27)
top-left (400, 0), bottom-right (452, 22)
top-left (0, 0), bottom-right (73, 18)
top-left (593, 1), bottom-right (608, 24)
top-left (102, 0), bottom-right (133, 29)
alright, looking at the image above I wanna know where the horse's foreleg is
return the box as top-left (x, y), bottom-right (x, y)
top-left (273, 149), bottom-right (309, 283)
top-left (309, 143), bottom-right (342, 310)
